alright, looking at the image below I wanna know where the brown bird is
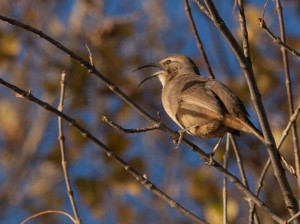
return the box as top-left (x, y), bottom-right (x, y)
top-left (135, 54), bottom-right (263, 145)
top-left (134, 54), bottom-right (295, 171)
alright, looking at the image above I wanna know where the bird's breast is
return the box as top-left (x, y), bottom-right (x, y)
top-left (161, 81), bottom-right (184, 128)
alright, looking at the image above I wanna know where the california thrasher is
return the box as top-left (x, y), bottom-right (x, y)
top-left (134, 54), bottom-right (264, 145)
top-left (133, 54), bottom-right (295, 172)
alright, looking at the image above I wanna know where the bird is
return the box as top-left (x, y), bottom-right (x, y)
top-left (133, 54), bottom-right (295, 172)
top-left (135, 53), bottom-right (263, 137)
top-left (133, 54), bottom-right (265, 159)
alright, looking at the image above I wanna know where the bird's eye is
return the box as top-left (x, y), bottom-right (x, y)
top-left (165, 60), bottom-right (171, 64)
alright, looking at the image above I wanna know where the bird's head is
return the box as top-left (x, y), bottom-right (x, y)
top-left (133, 54), bottom-right (199, 87)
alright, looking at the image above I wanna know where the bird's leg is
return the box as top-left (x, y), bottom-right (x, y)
top-left (173, 125), bottom-right (199, 149)
top-left (206, 137), bottom-right (223, 166)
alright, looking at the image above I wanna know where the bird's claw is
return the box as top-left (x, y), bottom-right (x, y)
top-left (172, 131), bottom-right (184, 150)
top-left (205, 152), bottom-right (216, 166)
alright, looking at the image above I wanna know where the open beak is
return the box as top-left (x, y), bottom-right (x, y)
top-left (133, 63), bottom-right (163, 87)
top-left (132, 63), bottom-right (160, 73)
top-left (137, 71), bottom-right (163, 87)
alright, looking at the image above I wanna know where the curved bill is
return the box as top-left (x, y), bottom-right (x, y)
top-left (137, 71), bottom-right (163, 88)
top-left (132, 63), bottom-right (160, 73)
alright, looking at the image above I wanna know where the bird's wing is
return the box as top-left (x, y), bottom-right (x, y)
top-left (205, 79), bottom-right (249, 118)
top-left (179, 80), bottom-right (225, 116)
top-left (174, 79), bottom-right (226, 134)
top-left (205, 79), bottom-right (265, 140)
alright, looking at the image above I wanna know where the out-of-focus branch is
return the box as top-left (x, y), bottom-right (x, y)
top-left (0, 78), bottom-right (208, 224)
top-left (0, 95), bottom-right (53, 208)
top-left (222, 134), bottom-right (230, 224)
top-left (275, 0), bottom-right (300, 195)
top-left (58, 71), bottom-right (81, 224)
top-left (229, 134), bottom-right (260, 224)
top-left (258, 18), bottom-right (300, 59)
top-left (288, 211), bottom-right (300, 224)
top-left (184, 0), bottom-right (215, 79)
top-left (261, 0), bottom-right (270, 23)
top-left (0, 77), bottom-right (285, 223)
top-left (21, 210), bottom-right (76, 224)
top-left (201, 0), bottom-right (299, 216)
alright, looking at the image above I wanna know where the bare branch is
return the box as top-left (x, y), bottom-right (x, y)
top-left (58, 71), bottom-right (81, 224)
top-left (237, 0), bottom-right (251, 60)
top-left (222, 134), bottom-right (230, 224)
top-left (184, 0), bottom-right (215, 79)
top-left (21, 210), bottom-right (76, 224)
top-left (102, 115), bottom-right (161, 133)
top-left (254, 104), bottom-right (300, 217)
top-left (0, 78), bottom-right (207, 224)
top-left (261, 0), bottom-right (270, 23)
top-left (229, 134), bottom-right (260, 224)
top-left (0, 14), bottom-right (157, 126)
top-left (275, 0), bottom-right (300, 192)
top-left (194, 0), bottom-right (212, 19)
top-left (85, 44), bottom-right (94, 66)
top-left (232, 0), bottom-right (238, 14)
top-left (201, 0), bottom-right (298, 215)
top-left (0, 77), bottom-right (285, 223)
top-left (288, 211), bottom-right (300, 224)
top-left (278, 105), bottom-right (300, 149)
top-left (258, 18), bottom-right (300, 59)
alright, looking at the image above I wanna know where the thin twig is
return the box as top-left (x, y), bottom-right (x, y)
top-left (194, 0), bottom-right (212, 19)
top-left (0, 78), bottom-right (285, 223)
top-left (229, 135), bottom-right (248, 187)
top-left (258, 18), bottom-right (300, 59)
top-left (184, 0), bottom-right (215, 79)
top-left (254, 104), bottom-right (300, 217)
top-left (275, 0), bottom-right (300, 196)
top-left (102, 115), bottom-right (161, 133)
top-left (0, 78), bottom-right (207, 224)
top-left (202, 0), bottom-right (298, 216)
top-left (229, 134), bottom-right (260, 224)
top-left (278, 105), bottom-right (300, 150)
top-left (261, 0), bottom-right (270, 23)
top-left (58, 71), bottom-right (81, 224)
top-left (237, 0), bottom-right (251, 61)
top-left (288, 210), bottom-right (300, 224)
top-left (85, 44), bottom-right (94, 66)
top-left (232, 0), bottom-right (238, 14)
top-left (223, 134), bottom-right (230, 224)
top-left (21, 210), bottom-right (76, 224)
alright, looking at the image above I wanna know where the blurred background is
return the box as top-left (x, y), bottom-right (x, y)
top-left (0, 0), bottom-right (300, 223)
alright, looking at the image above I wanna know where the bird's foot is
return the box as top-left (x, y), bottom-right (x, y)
top-left (173, 131), bottom-right (184, 150)
top-left (205, 152), bottom-right (216, 166)
top-left (172, 125), bottom-right (199, 149)
top-left (205, 137), bottom-right (223, 166)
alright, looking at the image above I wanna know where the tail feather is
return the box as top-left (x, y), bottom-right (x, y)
top-left (231, 117), bottom-right (296, 177)
top-left (224, 115), bottom-right (265, 143)
top-left (241, 118), bottom-right (265, 143)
